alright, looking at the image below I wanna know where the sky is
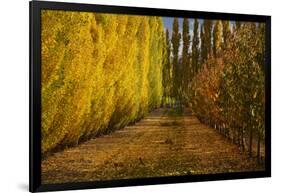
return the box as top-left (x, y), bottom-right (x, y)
top-left (162, 17), bottom-right (235, 56)
top-left (162, 17), bottom-right (203, 38)
top-left (162, 17), bottom-right (200, 55)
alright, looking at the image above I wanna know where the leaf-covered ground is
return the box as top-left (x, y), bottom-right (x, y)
top-left (41, 107), bottom-right (264, 184)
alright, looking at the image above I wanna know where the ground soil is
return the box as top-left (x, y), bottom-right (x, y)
top-left (41, 107), bottom-right (264, 184)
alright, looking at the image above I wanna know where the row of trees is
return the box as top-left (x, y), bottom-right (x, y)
top-left (42, 11), bottom-right (265, 162)
top-left (162, 19), bottom-right (233, 106)
top-left (41, 10), bottom-right (166, 155)
top-left (163, 18), bottom-right (265, 161)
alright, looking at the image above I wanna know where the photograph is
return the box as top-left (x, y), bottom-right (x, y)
top-left (39, 9), bottom-right (267, 184)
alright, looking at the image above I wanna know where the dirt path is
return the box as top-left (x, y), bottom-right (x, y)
top-left (41, 107), bottom-right (264, 184)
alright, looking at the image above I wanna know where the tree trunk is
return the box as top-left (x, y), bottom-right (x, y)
top-left (249, 127), bottom-right (253, 157)
top-left (237, 127), bottom-right (241, 147)
top-left (241, 127), bottom-right (245, 152)
top-left (232, 128), bottom-right (236, 144)
top-left (241, 127), bottom-right (245, 151)
top-left (257, 132), bottom-right (261, 163)
top-left (167, 96), bottom-right (170, 108)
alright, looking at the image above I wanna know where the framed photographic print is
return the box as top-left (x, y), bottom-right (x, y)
top-left (30, 0), bottom-right (271, 192)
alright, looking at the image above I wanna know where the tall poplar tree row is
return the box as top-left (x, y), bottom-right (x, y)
top-left (162, 29), bottom-right (172, 106)
top-left (188, 21), bottom-right (265, 162)
top-left (256, 22), bottom-right (265, 161)
top-left (235, 21), bottom-right (242, 31)
top-left (200, 19), bottom-right (213, 67)
top-left (182, 18), bottom-right (191, 99)
top-left (200, 25), bottom-right (205, 66)
top-left (258, 22), bottom-right (265, 73)
top-left (203, 20), bottom-right (213, 65)
top-left (222, 20), bottom-right (231, 49)
top-left (41, 11), bottom-right (166, 155)
top-left (213, 20), bottom-right (223, 58)
top-left (191, 19), bottom-right (200, 75)
top-left (171, 18), bottom-right (181, 104)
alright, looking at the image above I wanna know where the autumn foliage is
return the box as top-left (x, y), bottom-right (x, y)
top-left (41, 10), bottom-right (266, 163)
top-left (187, 22), bottom-right (265, 159)
top-left (41, 10), bottom-right (165, 155)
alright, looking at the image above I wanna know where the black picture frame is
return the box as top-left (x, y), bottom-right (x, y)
top-left (29, 1), bottom-right (271, 192)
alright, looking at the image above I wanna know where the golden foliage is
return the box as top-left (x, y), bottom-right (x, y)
top-left (41, 10), bottom-right (165, 154)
